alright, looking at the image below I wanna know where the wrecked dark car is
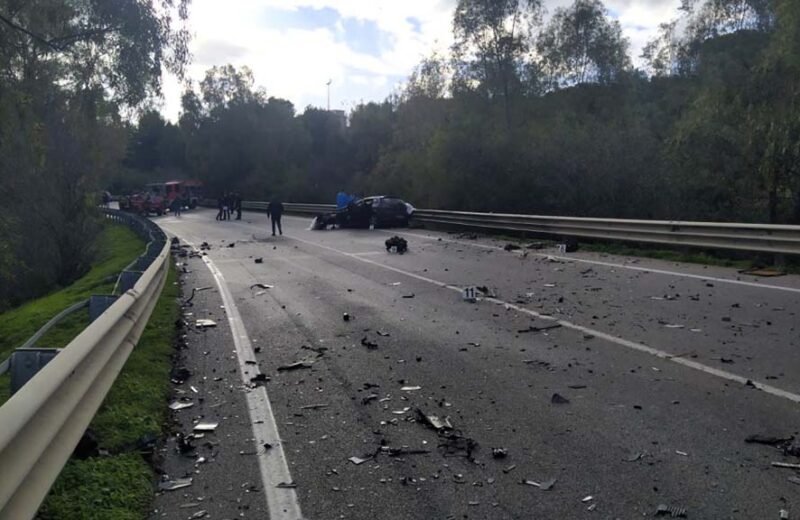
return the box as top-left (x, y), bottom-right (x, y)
top-left (312, 196), bottom-right (414, 230)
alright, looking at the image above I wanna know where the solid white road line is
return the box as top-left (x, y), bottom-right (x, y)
top-left (191, 242), bottom-right (304, 520)
top-left (392, 229), bottom-right (800, 295)
top-left (288, 234), bottom-right (800, 405)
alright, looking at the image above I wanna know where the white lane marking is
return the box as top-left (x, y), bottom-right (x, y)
top-left (289, 234), bottom-right (800, 404)
top-left (188, 241), bottom-right (304, 520)
top-left (392, 230), bottom-right (800, 295)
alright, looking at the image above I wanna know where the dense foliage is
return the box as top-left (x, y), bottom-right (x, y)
top-left (128, 0), bottom-right (799, 228)
top-left (0, 0), bottom-right (189, 310)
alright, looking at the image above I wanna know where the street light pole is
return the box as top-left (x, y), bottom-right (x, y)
top-left (326, 79), bottom-right (332, 111)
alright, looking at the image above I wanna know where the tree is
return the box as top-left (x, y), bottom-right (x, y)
top-left (0, 0), bottom-right (191, 309)
top-left (536, 0), bottom-right (631, 89)
top-left (404, 52), bottom-right (449, 100)
top-left (643, 0), bottom-right (773, 77)
top-left (451, 0), bottom-right (543, 125)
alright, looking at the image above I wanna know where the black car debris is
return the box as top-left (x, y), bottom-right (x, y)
top-left (312, 196), bottom-right (414, 230)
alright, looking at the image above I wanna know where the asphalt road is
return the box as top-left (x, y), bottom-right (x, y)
top-left (152, 209), bottom-right (800, 520)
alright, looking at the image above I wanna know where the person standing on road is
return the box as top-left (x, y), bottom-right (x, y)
top-left (171, 196), bottom-right (182, 217)
top-left (235, 193), bottom-right (243, 220)
top-left (267, 197), bottom-right (284, 236)
top-left (216, 194), bottom-right (224, 221)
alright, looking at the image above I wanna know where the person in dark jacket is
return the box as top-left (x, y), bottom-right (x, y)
top-left (235, 193), bottom-right (242, 220)
top-left (216, 194), bottom-right (225, 221)
top-left (267, 198), bottom-right (284, 236)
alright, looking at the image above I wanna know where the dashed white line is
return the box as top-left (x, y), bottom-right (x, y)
top-left (187, 239), bottom-right (304, 520)
top-left (288, 234), bottom-right (800, 404)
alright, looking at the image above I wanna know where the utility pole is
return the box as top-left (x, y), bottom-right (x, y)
top-left (326, 79), bottom-right (332, 111)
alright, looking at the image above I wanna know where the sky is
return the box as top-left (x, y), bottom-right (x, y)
top-left (160, 0), bottom-right (682, 121)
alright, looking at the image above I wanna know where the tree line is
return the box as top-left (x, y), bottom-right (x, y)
top-left (126, 0), bottom-right (800, 228)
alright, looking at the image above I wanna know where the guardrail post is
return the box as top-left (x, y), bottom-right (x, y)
top-left (9, 349), bottom-right (61, 395)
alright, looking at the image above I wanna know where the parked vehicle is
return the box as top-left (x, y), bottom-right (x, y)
top-left (121, 192), bottom-right (166, 216)
top-left (313, 196), bottom-right (414, 229)
top-left (146, 180), bottom-right (204, 211)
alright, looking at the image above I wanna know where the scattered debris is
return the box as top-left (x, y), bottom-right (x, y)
top-left (360, 337), bottom-right (378, 349)
top-left (379, 446), bottom-right (431, 457)
top-left (195, 319), bottom-right (217, 328)
top-left (655, 504), bottom-right (687, 517)
top-left (169, 400), bottom-right (194, 411)
top-left (772, 462), bottom-right (800, 470)
top-left (402, 293), bottom-right (415, 299)
top-left (189, 511), bottom-right (207, 519)
top-left (503, 464), bottom-right (517, 474)
top-left (675, 450), bottom-right (689, 457)
top-left (348, 456), bottom-right (371, 465)
top-left (551, 393), bottom-right (570, 405)
top-left (343, 312), bottom-right (351, 322)
top-left (780, 510), bottom-right (790, 520)
top-left (250, 373), bottom-right (270, 385)
top-left (227, 243), bottom-right (235, 248)
top-left (385, 236), bottom-right (409, 254)
top-left (159, 477), bottom-right (193, 491)
top-left (518, 323), bottom-right (562, 334)
top-left (250, 283), bottom-right (273, 290)
top-left (361, 394), bottom-right (379, 405)
top-left (392, 407), bottom-right (412, 415)
top-left (254, 258), bottom-right (263, 264)
top-left (401, 385), bottom-right (421, 391)
top-left (439, 433), bottom-right (478, 459)
top-left (625, 452), bottom-right (643, 462)
top-left (193, 422), bottom-right (219, 432)
top-left (581, 495), bottom-right (594, 503)
top-left (300, 403), bottom-right (328, 410)
top-left (376, 330), bottom-right (391, 337)
top-left (521, 478), bottom-right (557, 490)
top-left (416, 409), bottom-right (453, 431)
top-left (276, 482), bottom-right (297, 489)
top-left (492, 447), bottom-right (508, 459)
top-left (745, 434), bottom-right (794, 447)
top-left (277, 361), bottom-right (314, 371)
top-left (171, 367), bottom-right (192, 384)
top-left (504, 243), bottom-right (521, 251)
top-left (788, 476), bottom-right (800, 486)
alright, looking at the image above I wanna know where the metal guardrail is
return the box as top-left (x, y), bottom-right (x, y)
top-left (235, 200), bottom-right (800, 255)
top-left (0, 209), bottom-right (170, 519)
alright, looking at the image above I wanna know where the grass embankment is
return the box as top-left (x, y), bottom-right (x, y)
top-left (0, 222), bottom-right (181, 518)
top-left (0, 225), bottom-right (144, 404)
top-left (39, 263), bottom-right (179, 519)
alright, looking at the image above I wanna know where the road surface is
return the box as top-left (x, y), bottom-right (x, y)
top-left (151, 209), bottom-right (800, 520)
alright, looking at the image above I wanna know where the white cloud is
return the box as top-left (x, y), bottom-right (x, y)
top-left (161, 0), bottom-right (682, 121)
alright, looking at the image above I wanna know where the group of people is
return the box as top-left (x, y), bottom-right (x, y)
top-left (214, 192), bottom-right (285, 236)
top-left (216, 193), bottom-right (242, 221)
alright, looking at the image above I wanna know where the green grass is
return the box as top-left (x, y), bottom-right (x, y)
top-left (38, 454), bottom-right (153, 520)
top-left (39, 262), bottom-right (179, 519)
top-left (0, 225), bottom-right (144, 362)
